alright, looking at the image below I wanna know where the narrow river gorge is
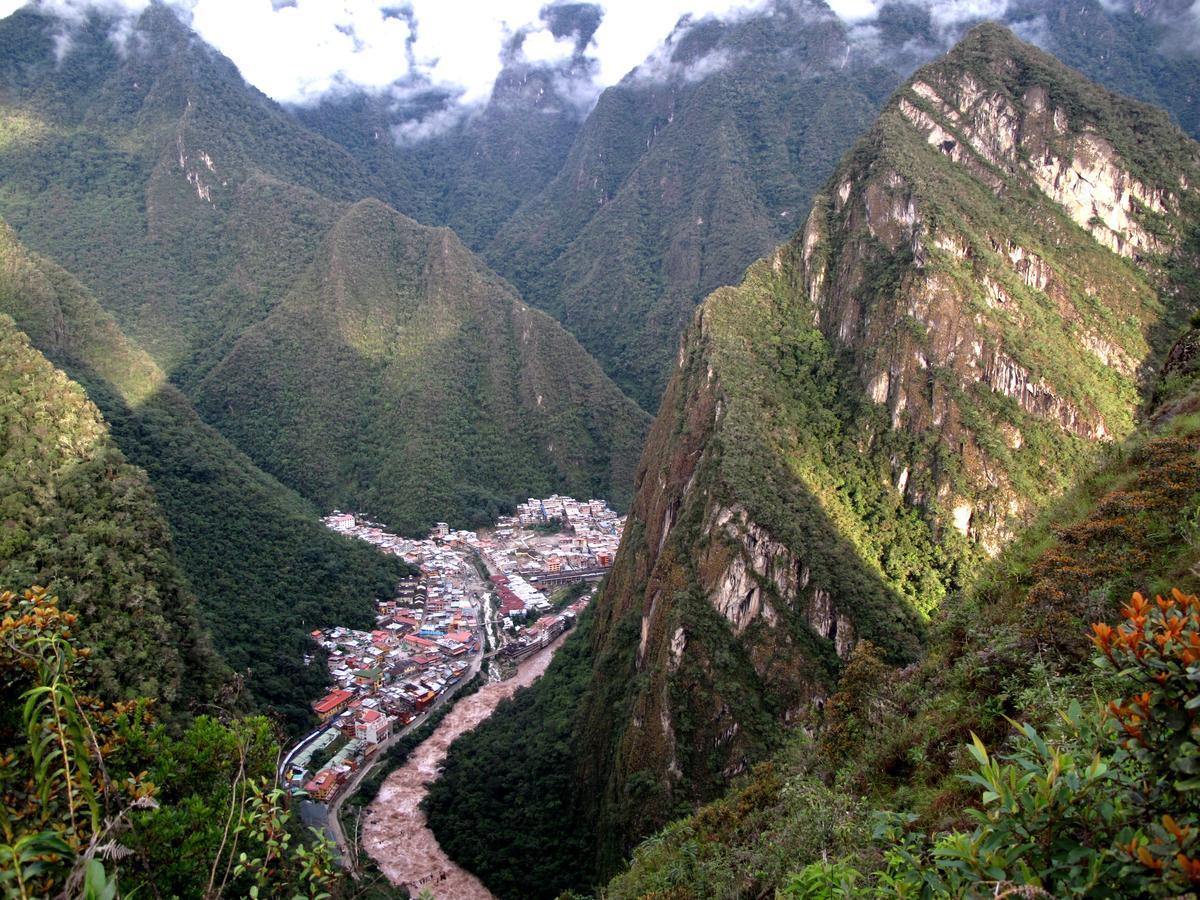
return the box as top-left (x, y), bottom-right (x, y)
top-left (362, 635), bottom-right (566, 898)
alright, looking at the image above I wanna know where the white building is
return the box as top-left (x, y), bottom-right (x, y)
top-left (354, 708), bottom-right (393, 744)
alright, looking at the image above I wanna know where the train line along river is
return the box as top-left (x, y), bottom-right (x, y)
top-left (361, 634), bottom-right (566, 899)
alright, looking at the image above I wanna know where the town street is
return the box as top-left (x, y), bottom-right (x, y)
top-left (279, 496), bottom-right (619, 881)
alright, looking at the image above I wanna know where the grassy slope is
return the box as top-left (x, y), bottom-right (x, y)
top-left (0, 222), bottom-right (405, 730)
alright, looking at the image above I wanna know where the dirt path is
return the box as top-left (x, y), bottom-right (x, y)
top-left (362, 635), bottom-right (565, 899)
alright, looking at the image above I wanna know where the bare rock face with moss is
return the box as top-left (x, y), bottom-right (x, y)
top-left (428, 24), bottom-right (1200, 892)
top-left (581, 20), bottom-right (1200, 856)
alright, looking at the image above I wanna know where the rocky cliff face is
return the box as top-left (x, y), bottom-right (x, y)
top-left (568, 22), bottom-right (1200, 870)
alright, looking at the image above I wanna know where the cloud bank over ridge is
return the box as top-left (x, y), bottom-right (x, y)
top-left (5, 0), bottom-right (1199, 137)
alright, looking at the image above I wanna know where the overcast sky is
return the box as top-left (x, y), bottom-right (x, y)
top-left (0, 0), bottom-right (1176, 110)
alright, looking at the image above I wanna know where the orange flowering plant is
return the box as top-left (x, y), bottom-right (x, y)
top-left (1091, 589), bottom-right (1200, 886)
top-left (856, 589), bottom-right (1200, 897)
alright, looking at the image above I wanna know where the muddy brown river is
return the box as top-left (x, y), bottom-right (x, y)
top-left (362, 637), bottom-right (564, 898)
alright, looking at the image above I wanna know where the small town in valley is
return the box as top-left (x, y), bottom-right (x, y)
top-left (280, 495), bottom-right (623, 818)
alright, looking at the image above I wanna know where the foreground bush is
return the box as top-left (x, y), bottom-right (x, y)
top-left (785, 589), bottom-right (1200, 898)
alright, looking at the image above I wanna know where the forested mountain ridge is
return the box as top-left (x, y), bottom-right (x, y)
top-left (426, 23), bottom-right (1200, 895)
top-left (0, 220), bottom-right (406, 728)
top-left (0, 4), bottom-right (382, 373)
top-left (0, 313), bottom-right (222, 712)
top-left (475, 0), bottom-right (1200, 411)
top-left (193, 198), bottom-right (649, 532)
top-left (483, 0), bottom-right (905, 410)
top-left (0, 3), bottom-right (648, 532)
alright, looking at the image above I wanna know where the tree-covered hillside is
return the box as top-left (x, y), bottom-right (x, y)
top-left (0, 3), bottom-right (647, 531)
top-left (194, 199), bottom-right (648, 533)
top-left (0, 221), bottom-right (405, 730)
top-left (0, 314), bottom-right (221, 713)
top-left (484, 1), bottom-right (904, 410)
top-left (0, 4), bottom-right (381, 373)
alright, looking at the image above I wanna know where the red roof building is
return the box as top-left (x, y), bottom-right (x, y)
top-left (311, 688), bottom-right (354, 721)
top-left (403, 634), bottom-right (438, 650)
top-left (304, 769), bottom-right (339, 801)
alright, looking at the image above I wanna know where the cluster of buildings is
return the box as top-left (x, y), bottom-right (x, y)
top-left (491, 495), bottom-right (624, 575)
top-left (290, 502), bottom-right (614, 803)
top-left (290, 520), bottom-right (487, 801)
top-left (496, 596), bottom-right (590, 662)
top-left (323, 513), bottom-right (478, 571)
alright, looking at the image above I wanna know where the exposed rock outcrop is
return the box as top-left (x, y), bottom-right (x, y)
top-left (563, 22), bottom-right (1200, 877)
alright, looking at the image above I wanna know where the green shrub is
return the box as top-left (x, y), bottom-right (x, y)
top-left (785, 588), bottom-right (1200, 898)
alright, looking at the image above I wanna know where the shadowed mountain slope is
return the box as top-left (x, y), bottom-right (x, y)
top-left (0, 313), bottom-right (222, 713)
top-left (0, 221), bottom-right (405, 729)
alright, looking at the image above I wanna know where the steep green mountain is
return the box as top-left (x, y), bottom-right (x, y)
top-left (1007, 0), bottom-right (1200, 138)
top-left (0, 4), bottom-right (381, 374)
top-left (0, 313), bottom-right (221, 712)
top-left (0, 221), bottom-right (405, 729)
top-left (0, 4), bottom-right (648, 529)
top-left (603, 315), bottom-right (1200, 898)
top-left (425, 23), bottom-right (1200, 895)
top-left (484, 1), bottom-right (905, 409)
top-left (192, 198), bottom-right (649, 532)
top-left (477, 0), bottom-right (1200, 411)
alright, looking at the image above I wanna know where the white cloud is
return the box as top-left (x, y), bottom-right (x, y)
top-left (5, 0), bottom-right (777, 107)
top-left (829, 0), bottom-right (1014, 35)
top-left (825, 0), bottom-right (882, 22)
top-left (519, 27), bottom-right (575, 67)
top-left (187, 0), bottom-right (414, 101)
top-left (6, 0), bottom-right (1193, 134)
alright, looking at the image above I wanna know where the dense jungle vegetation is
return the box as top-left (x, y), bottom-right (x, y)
top-left (0, 316), bottom-right (220, 714)
top-left (0, 226), bottom-right (407, 729)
